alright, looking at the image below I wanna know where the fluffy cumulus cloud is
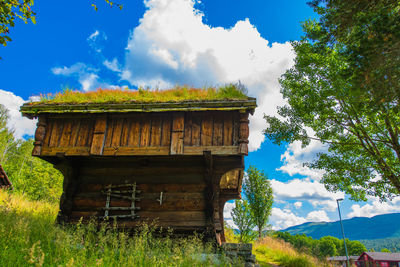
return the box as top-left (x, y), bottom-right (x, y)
top-left (0, 89), bottom-right (37, 139)
top-left (51, 62), bottom-right (124, 92)
top-left (121, 0), bottom-right (295, 151)
top-left (294, 201), bottom-right (302, 209)
top-left (223, 201), bottom-right (236, 228)
top-left (270, 207), bottom-right (306, 230)
top-left (306, 210), bottom-right (329, 222)
top-left (269, 208), bottom-right (331, 230)
top-left (271, 178), bottom-right (344, 212)
top-left (103, 58), bottom-right (122, 73)
top-left (51, 63), bottom-right (101, 91)
top-left (347, 197), bottom-right (400, 218)
top-left (278, 139), bottom-right (327, 181)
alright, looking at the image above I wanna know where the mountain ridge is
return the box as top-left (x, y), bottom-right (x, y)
top-left (281, 212), bottom-right (400, 240)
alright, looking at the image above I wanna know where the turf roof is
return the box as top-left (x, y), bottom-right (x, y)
top-left (32, 84), bottom-right (249, 104)
top-left (20, 85), bottom-right (257, 116)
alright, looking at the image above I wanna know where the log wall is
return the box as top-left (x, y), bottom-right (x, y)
top-left (55, 156), bottom-right (243, 235)
top-left (30, 110), bottom-right (251, 242)
top-left (34, 111), bottom-right (249, 157)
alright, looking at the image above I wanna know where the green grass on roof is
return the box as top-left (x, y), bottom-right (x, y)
top-left (31, 84), bottom-right (249, 105)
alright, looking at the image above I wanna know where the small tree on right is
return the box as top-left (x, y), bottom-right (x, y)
top-left (231, 199), bottom-right (256, 243)
top-left (243, 166), bottom-right (274, 238)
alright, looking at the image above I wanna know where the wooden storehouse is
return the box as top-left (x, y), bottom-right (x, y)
top-left (21, 93), bottom-right (256, 244)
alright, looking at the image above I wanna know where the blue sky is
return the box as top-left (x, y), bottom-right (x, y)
top-left (1, 0), bottom-right (400, 230)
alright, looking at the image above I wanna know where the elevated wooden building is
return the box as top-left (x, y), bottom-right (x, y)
top-left (21, 92), bottom-right (256, 244)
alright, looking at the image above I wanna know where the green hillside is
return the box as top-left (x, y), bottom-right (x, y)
top-left (281, 213), bottom-right (400, 251)
top-left (360, 237), bottom-right (400, 251)
top-left (282, 213), bottom-right (400, 240)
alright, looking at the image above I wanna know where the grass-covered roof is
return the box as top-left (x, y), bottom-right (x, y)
top-left (21, 85), bottom-right (257, 116)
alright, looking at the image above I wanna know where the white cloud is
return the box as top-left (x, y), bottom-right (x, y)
top-left (0, 89), bottom-right (37, 139)
top-left (103, 58), bottom-right (122, 73)
top-left (223, 201), bottom-right (237, 229)
top-left (270, 207), bottom-right (307, 230)
top-left (88, 30), bottom-right (100, 40)
top-left (51, 63), bottom-right (101, 91)
top-left (278, 139), bottom-right (326, 181)
top-left (294, 201), bottom-right (302, 209)
top-left (306, 210), bottom-right (330, 222)
top-left (271, 178), bottom-right (344, 211)
top-left (121, 0), bottom-right (295, 151)
top-left (347, 197), bottom-right (400, 218)
top-left (87, 30), bottom-right (107, 53)
top-left (223, 201), bottom-right (235, 220)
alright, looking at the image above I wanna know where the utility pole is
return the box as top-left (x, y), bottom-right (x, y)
top-left (337, 198), bottom-right (350, 267)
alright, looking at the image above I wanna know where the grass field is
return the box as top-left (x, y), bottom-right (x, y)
top-left (0, 190), bottom-right (330, 267)
top-left (253, 236), bottom-right (331, 267)
top-left (224, 227), bottom-right (331, 267)
top-left (0, 190), bottom-right (238, 267)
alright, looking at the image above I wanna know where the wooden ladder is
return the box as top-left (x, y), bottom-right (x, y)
top-left (101, 183), bottom-right (141, 219)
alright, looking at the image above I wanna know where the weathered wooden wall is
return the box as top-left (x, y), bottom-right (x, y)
top-left (55, 156), bottom-right (242, 239)
top-left (33, 111), bottom-right (249, 157)
top-left (31, 110), bottom-right (250, 243)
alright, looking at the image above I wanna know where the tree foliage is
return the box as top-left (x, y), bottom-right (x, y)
top-left (275, 232), bottom-right (367, 258)
top-left (243, 166), bottom-right (274, 238)
top-left (265, 0), bottom-right (400, 201)
top-left (230, 199), bottom-right (256, 243)
top-left (0, 0), bottom-right (35, 47)
top-left (0, 104), bottom-right (63, 202)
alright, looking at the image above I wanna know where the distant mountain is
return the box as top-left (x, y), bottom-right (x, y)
top-left (281, 213), bottom-right (400, 240)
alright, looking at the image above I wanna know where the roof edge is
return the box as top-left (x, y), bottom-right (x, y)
top-left (21, 98), bottom-right (257, 118)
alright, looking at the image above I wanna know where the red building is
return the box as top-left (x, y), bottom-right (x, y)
top-left (356, 252), bottom-right (400, 267)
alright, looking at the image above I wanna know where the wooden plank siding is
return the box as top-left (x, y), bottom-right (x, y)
top-left (39, 111), bottom-right (246, 157)
top-left (64, 158), bottom-right (223, 231)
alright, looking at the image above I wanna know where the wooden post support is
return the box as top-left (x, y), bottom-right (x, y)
top-left (90, 116), bottom-right (107, 155)
top-left (32, 116), bottom-right (47, 156)
top-left (218, 198), bottom-right (229, 243)
top-left (55, 160), bottom-right (77, 223)
top-left (170, 113), bottom-right (185, 155)
top-left (238, 112), bottom-right (249, 155)
top-left (203, 151), bottom-right (223, 245)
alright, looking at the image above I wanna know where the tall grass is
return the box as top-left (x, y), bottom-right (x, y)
top-left (253, 236), bottom-right (331, 267)
top-left (0, 190), bottom-right (238, 266)
top-left (33, 84), bottom-right (249, 105)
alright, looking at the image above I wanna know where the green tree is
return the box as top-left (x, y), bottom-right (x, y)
top-left (265, 0), bottom-right (400, 201)
top-left (6, 139), bottom-right (63, 202)
top-left (243, 166), bottom-right (274, 238)
top-left (338, 239), bottom-right (366, 256)
top-left (230, 199), bottom-right (256, 243)
top-left (0, 0), bottom-right (35, 47)
top-left (0, 104), bottom-right (63, 202)
top-left (319, 236), bottom-right (342, 256)
top-left (317, 237), bottom-right (337, 257)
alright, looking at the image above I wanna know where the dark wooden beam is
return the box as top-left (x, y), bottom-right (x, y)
top-left (55, 160), bottom-right (78, 223)
top-left (32, 116), bottom-right (47, 156)
top-left (203, 151), bottom-right (224, 245)
top-left (170, 113), bottom-right (185, 155)
top-left (238, 112), bottom-right (249, 155)
top-left (90, 116), bottom-right (107, 155)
